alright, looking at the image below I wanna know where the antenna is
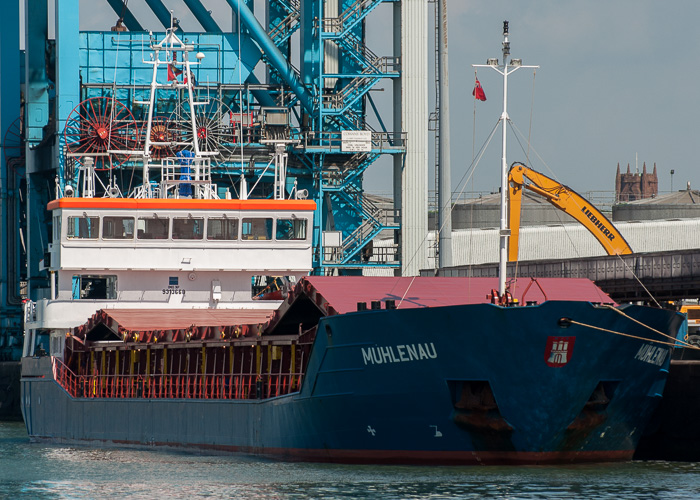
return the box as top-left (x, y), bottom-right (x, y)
top-left (502, 21), bottom-right (510, 60)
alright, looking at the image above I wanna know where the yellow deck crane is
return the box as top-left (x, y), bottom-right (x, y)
top-left (507, 163), bottom-right (633, 262)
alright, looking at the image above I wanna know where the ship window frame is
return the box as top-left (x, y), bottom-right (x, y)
top-left (66, 215), bottom-right (100, 240)
top-left (172, 217), bottom-right (204, 240)
top-left (241, 217), bottom-right (273, 241)
top-left (102, 216), bottom-right (136, 240)
top-left (207, 217), bottom-right (239, 241)
top-left (53, 215), bottom-right (61, 242)
top-left (252, 275), bottom-right (298, 299)
top-left (275, 217), bottom-right (307, 241)
top-left (136, 215), bottom-right (170, 240)
top-left (71, 274), bottom-right (118, 300)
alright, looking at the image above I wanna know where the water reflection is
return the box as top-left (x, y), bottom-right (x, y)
top-left (2, 422), bottom-right (700, 499)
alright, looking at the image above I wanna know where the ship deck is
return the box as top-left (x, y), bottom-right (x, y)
top-left (73, 276), bottom-right (616, 342)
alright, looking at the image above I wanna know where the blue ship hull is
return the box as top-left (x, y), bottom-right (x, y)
top-left (21, 301), bottom-right (683, 464)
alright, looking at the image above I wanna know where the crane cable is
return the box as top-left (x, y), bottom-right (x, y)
top-left (505, 70), bottom-right (536, 295)
top-left (396, 119), bottom-right (501, 307)
top-left (526, 69), bottom-right (536, 165)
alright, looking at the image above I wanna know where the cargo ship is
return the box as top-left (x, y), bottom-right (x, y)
top-left (20, 23), bottom-right (685, 464)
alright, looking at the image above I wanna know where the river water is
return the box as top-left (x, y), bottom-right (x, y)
top-left (2, 421), bottom-right (700, 499)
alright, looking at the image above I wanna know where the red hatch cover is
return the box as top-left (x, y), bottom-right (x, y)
top-left (300, 276), bottom-right (614, 315)
top-left (94, 308), bottom-right (275, 330)
top-left (75, 308), bottom-right (277, 343)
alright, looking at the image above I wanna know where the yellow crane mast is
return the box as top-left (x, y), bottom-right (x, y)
top-left (507, 163), bottom-right (633, 262)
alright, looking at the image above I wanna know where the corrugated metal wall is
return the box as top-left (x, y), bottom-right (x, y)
top-left (368, 219), bottom-right (700, 275)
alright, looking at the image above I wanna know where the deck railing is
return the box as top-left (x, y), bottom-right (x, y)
top-left (53, 357), bottom-right (303, 400)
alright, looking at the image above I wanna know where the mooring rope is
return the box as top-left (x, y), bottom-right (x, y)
top-left (568, 319), bottom-right (681, 348)
top-left (569, 304), bottom-right (699, 350)
top-left (600, 304), bottom-right (683, 343)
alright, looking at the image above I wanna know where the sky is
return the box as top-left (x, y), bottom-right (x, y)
top-left (432, 0), bottom-right (700, 200)
top-left (62, 1), bottom-right (700, 198)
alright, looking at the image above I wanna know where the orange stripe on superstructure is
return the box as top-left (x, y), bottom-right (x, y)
top-left (47, 198), bottom-right (317, 211)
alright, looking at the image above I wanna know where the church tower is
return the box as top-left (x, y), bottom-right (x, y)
top-left (615, 162), bottom-right (659, 202)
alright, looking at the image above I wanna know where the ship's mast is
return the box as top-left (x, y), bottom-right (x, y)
top-left (474, 21), bottom-right (538, 296)
top-left (497, 22), bottom-right (510, 297)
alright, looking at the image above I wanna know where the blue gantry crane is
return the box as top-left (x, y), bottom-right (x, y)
top-left (0, 0), bottom-right (415, 367)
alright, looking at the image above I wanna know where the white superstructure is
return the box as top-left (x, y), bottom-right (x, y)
top-left (23, 24), bottom-right (316, 357)
top-left (34, 196), bottom-right (315, 325)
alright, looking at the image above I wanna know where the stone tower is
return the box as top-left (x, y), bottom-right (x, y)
top-left (615, 162), bottom-right (658, 202)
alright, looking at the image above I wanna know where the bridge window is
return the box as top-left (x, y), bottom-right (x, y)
top-left (276, 218), bottom-right (307, 240)
top-left (207, 218), bottom-right (238, 240)
top-left (67, 216), bottom-right (99, 239)
top-left (52, 215), bottom-right (61, 242)
top-left (137, 216), bottom-right (169, 240)
top-left (173, 217), bottom-right (204, 240)
top-left (242, 218), bottom-right (273, 240)
top-left (252, 275), bottom-right (297, 300)
top-left (103, 216), bottom-right (135, 239)
top-left (71, 275), bottom-right (117, 300)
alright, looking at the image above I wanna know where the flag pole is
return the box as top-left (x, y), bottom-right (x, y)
top-left (498, 21), bottom-right (510, 297)
top-left (473, 21), bottom-right (538, 297)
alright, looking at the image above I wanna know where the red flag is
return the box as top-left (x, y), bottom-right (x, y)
top-left (168, 53), bottom-right (183, 82)
top-left (184, 70), bottom-right (196, 86)
top-left (472, 78), bottom-right (486, 101)
top-left (167, 65), bottom-right (177, 82)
